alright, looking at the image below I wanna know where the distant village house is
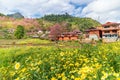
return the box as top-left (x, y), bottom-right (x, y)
top-left (86, 22), bottom-right (120, 42)
top-left (49, 30), bottom-right (82, 41)
top-left (58, 30), bottom-right (81, 41)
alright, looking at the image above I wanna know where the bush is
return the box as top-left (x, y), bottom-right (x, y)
top-left (14, 25), bottom-right (25, 39)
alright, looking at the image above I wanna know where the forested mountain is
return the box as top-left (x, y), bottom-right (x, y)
top-left (42, 13), bottom-right (72, 22)
top-left (40, 13), bottom-right (101, 31)
top-left (0, 12), bottom-right (101, 32)
top-left (0, 12), bottom-right (101, 39)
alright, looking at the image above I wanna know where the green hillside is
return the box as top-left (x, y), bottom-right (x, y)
top-left (0, 12), bottom-right (101, 32)
top-left (40, 13), bottom-right (101, 31)
top-left (0, 12), bottom-right (101, 39)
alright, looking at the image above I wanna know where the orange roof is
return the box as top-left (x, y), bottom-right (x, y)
top-left (85, 27), bottom-right (100, 32)
top-left (102, 22), bottom-right (120, 26)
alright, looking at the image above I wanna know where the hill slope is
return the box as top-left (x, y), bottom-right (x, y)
top-left (0, 12), bottom-right (101, 32)
top-left (0, 13), bottom-right (101, 39)
top-left (40, 13), bottom-right (101, 31)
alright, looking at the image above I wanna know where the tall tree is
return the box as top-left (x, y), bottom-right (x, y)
top-left (49, 24), bottom-right (63, 40)
top-left (14, 25), bottom-right (25, 39)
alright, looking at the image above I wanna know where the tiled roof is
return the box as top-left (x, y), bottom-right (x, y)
top-left (102, 22), bottom-right (120, 26)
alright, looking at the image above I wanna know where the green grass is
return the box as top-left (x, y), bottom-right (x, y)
top-left (17, 39), bottom-right (51, 45)
top-left (0, 39), bottom-right (51, 45)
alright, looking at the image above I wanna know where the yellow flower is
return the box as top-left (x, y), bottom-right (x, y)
top-left (60, 52), bottom-right (64, 56)
top-left (57, 74), bottom-right (61, 78)
top-left (116, 78), bottom-right (120, 80)
top-left (21, 68), bottom-right (26, 72)
top-left (75, 78), bottom-right (81, 80)
top-left (93, 75), bottom-right (97, 78)
top-left (75, 62), bottom-right (79, 67)
top-left (15, 62), bottom-right (20, 70)
top-left (10, 71), bottom-right (15, 76)
top-left (81, 74), bottom-right (86, 80)
top-left (69, 63), bottom-right (74, 66)
top-left (51, 77), bottom-right (57, 80)
top-left (15, 77), bottom-right (19, 80)
top-left (61, 72), bottom-right (65, 77)
top-left (101, 71), bottom-right (108, 80)
top-left (37, 60), bottom-right (42, 65)
top-left (50, 67), bottom-right (54, 70)
top-left (62, 76), bottom-right (66, 80)
top-left (78, 66), bottom-right (93, 74)
top-left (71, 75), bottom-right (74, 79)
top-left (113, 73), bottom-right (119, 77)
top-left (94, 63), bottom-right (101, 69)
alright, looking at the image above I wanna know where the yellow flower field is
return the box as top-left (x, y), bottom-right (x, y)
top-left (0, 42), bottom-right (120, 80)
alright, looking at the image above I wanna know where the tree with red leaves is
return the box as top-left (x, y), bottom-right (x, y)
top-left (49, 24), bottom-right (63, 41)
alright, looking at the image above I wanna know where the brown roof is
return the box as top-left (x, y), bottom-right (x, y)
top-left (58, 31), bottom-right (79, 37)
top-left (85, 27), bottom-right (100, 32)
top-left (102, 22), bottom-right (120, 26)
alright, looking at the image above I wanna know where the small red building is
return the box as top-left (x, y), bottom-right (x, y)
top-left (58, 31), bottom-right (81, 41)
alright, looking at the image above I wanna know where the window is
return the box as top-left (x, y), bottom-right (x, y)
top-left (104, 26), bottom-right (110, 28)
top-left (112, 30), bottom-right (117, 33)
top-left (104, 31), bottom-right (110, 33)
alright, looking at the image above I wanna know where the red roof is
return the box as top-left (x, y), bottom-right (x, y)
top-left (102, 22), bottom-right (120, 26)
top-left (85, 27), bottom-right (100, 32)
top-left (58, 31), bottom-right (79, 37)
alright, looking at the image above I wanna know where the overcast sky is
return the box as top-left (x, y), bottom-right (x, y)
top-left (0, 0), bottom-right (120, 23)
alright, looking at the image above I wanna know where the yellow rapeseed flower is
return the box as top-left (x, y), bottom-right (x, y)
top-left (15, 62), bottom-right (20, 70)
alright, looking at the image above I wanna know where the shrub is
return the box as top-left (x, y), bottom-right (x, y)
top-left (14, 25), bottom-right (25, 39)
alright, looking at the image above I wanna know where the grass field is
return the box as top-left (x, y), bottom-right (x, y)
top-left (0, 39), bottom-right (120, 80)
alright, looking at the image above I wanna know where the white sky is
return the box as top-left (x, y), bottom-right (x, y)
top-left (0, 0), bottom-right (120, 23)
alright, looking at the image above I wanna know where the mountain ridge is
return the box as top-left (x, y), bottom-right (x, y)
top-left (7, 12), bottom-right (24, 19)
top-left (0, 12), bottom-right (101, 32)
